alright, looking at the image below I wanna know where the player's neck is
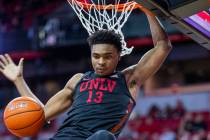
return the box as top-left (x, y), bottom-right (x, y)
top-left (94, 71), bottom-right (117, 77)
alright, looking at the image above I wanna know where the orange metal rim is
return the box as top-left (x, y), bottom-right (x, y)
top-left (68, 0), bottom-right (142, 11)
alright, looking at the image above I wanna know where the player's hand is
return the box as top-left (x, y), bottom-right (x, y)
top-left (0, 54), bottom-right (24, 82)
top-left (136, 3), bottom-right (155, 16)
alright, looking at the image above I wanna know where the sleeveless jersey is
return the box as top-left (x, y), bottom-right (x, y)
top-left (51, 71), bottom-right (136, 139)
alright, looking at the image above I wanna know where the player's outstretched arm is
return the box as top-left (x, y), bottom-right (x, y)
top-left (0, 54), bottom-right (44, 107)
top-left (123, 13), bottom-right (172, 88)
top-left (44, 73), bottom-right (83, 121)
top-left (0, 54), bottom-right (83, 121)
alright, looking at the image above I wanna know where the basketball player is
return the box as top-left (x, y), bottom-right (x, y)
top-left (0, 12), bottom-right (172, 140)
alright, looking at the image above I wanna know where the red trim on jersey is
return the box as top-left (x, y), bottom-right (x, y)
top-left (110, 100), bottom-right (134, 133)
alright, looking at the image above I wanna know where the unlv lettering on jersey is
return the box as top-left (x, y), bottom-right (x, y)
top-left (79, 78), bottom-right (116, 92)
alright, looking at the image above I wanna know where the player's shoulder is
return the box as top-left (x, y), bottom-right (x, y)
top-left (70, 71), bottom-right (93, 82)
top-left (72, 73), bottom-right (84, 80)
top-left (65, 73), bottom-right (84, 90)
top-left (70, 73), bottom-right (84, 83)
top-left (121, 65), bottom-right (136, 78)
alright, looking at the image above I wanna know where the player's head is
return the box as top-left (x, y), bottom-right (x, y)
top-left (87, 30), bottom-right (122, 53)
top-left (87, 30), bottom-right (122, 76)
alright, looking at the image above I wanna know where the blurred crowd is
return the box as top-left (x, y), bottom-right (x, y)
top-left (119, 100), bottom-right (210, 140)
top-left (0, 0), bottom-right (63, 32)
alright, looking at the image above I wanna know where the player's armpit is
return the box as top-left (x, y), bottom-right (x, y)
top-left (122, 65), bottom-right (139, 87)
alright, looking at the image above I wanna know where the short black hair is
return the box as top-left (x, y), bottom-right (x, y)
top-left (87, 30), bottom-right (122, 53)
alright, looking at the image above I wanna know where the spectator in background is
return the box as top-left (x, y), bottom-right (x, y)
top-left (178, 112), bottom-right (194, 139)
top-left (192, 129), bottom-right (207, 140)
top-left (173, 100), bottom-right (186, 119)
top-left (193, 113), bottom-right (208, 132)
top-left (138, 116), bottom-right (160, 135)
top-left (148, 104), bottom-right (162, 119)
top-left (181, 112), bottom-right (195, 133)
top-left (163, 104), bottom-right (174, 119)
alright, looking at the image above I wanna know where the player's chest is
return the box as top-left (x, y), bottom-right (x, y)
top-left (74, 78), bottom-right (128, 104)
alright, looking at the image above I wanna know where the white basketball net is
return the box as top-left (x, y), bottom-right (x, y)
top-left (67, 0), bottom-right (138, 56)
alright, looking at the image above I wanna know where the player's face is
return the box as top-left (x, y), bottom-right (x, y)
top-left (91, 44), bottom-right (120, 76)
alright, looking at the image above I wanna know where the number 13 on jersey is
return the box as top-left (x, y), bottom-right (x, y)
top-left (87, 91), bottom-right (103, 104)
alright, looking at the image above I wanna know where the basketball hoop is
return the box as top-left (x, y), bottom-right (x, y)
top-left (67, 0), bottom-right (143, 56)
